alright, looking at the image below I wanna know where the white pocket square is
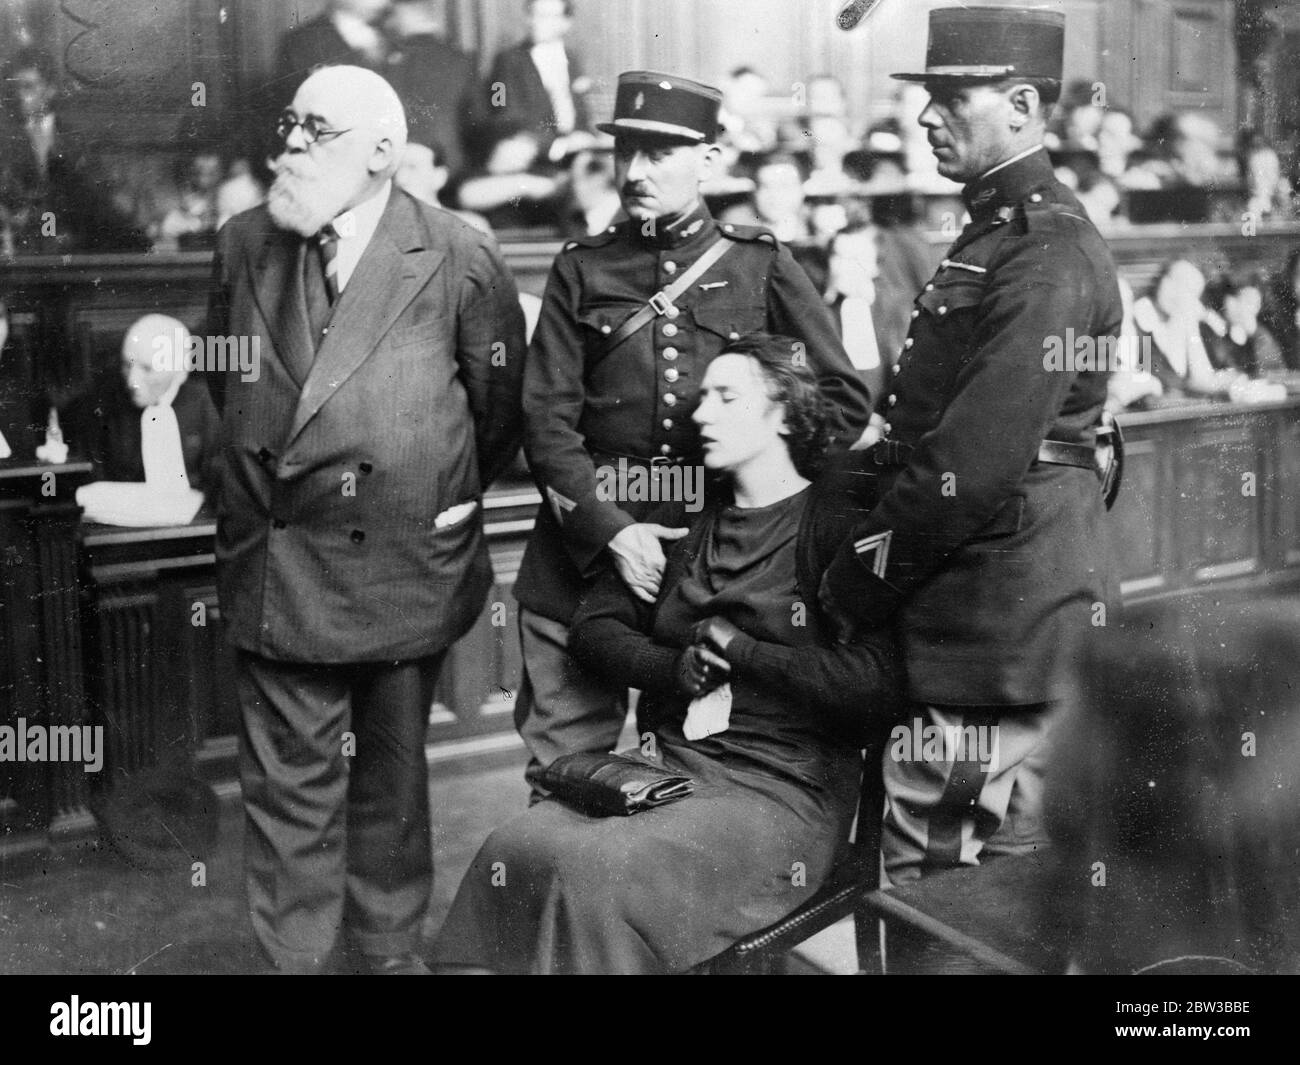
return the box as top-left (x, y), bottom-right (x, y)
top-left (434, 500), bottom-right (478, 529)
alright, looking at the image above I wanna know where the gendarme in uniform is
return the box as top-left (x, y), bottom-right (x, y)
top-left (822, 7), bottom-right (1122, 885)
top-left (514, 70), bottom-right (872, 795)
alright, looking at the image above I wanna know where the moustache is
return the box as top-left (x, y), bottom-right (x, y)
top-left (621, 183), bottom-right (650, 198)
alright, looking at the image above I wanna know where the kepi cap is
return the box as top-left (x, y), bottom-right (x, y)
top-left (892, 6), bottom-right (1065, 83)
top-left (597, 70), bottom-right (723, 143)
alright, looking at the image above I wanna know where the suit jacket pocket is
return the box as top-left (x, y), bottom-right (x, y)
top-left (388, 319), bottom-right (450, 351)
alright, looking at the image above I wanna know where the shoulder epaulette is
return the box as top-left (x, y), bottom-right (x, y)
top-left (560, 225), bottom-right (622, 253)
top-left (717, 222), bottom-right (779, 246)
top-left (1020, 192), bottom-right (1089, 231)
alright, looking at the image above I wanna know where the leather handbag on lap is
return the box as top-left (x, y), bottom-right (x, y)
top-left (539, 752), bottom-right (694, 816)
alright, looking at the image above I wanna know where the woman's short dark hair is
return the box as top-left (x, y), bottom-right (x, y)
top-left (716, 332), bottom-right (830, 479)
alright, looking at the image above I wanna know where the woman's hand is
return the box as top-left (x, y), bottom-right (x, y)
top-left (675, 643), bottom-right (731, 698)
top-left (691, 616), bottom-right (743, 657)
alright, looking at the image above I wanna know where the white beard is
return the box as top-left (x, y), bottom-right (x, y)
top-left (266, 158), bottom-right (353, 237)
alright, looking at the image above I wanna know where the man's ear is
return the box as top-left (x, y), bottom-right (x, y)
top-left (1007, 83), bottom-right (1040, 130)
top-left (370, 137), bottom-right (397, 176)
top-left (697, 142), bottom-right (723, 182)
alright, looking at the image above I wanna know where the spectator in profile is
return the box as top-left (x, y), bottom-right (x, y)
top-left (1095, 106), bottom-right (1145, 184)
top-left (1263, 248), bottom-right (1300, 371)
top-left (385, 0), bottom-right (477, 177)
top-left (0, 47), bottom-right (147, 252)
top-left (720, 151), bottom-right (813, 242)
top-left (1238, 130), bottom-right (1294, 221)
top-left (1201, 271), bottom-right (1287, 377)
top-left (1046, 597), bottom-right (1300, 974)
top-left (477, 0), bottom-right (593, 166)
top-left (60, 314), bottom-right (221, 499)
top-left (823, 221), bottom-right (885, 440)
top-left (395, 141), bottom-right (493, 235)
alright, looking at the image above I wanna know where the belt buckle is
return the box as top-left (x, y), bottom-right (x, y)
top-left (648, 291), bottom-right (673, 317)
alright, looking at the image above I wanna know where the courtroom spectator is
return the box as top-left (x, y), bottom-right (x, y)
top-left (274, 0), bottom-right (393, 99)
top-left (60, 314), bottom-right (221, 498)
top-left (718, 66), bottom-right (778, 155)
top-left (803, 115), bottom-right (858, 196)
top-left (1105, 277), bottom-right (1163, 412)
top-left (720, 152), bottom-right (814, 242)
top-left (384, 0), bottom-right (477, 177)
top-left (1094, 106), bottom-right (1155, 190)
top-left (0, 297), bottom-right (44, 462)
top-left (1046, 598), bottom-right (1300, 974)
top-left (1201, 271), bottom-right (1287, 378)
top-left (1134, 111), bottom-right (1234, 188)
top-left (396, 141), bottom-right (493, 235)
top-left (1074, 168), bottom-right (1123, 230)
top-left (1132, 259), bottom-right (1283, 405)
top-left (454, 126), bottom-right (564, 231)
top-left (0, 47), bottom-right (147, 252)
top-left (823, 221), bottom-right (886, 441)
top-left (477, 0), bottom-right (594, 167)
top-left (215, 169), bottom-right (266, 229)
top-left (1238, 130), bottom-right (1294, 221)
top-left (152, 150), bottom-right (225, 251)
top-left (559, 147), bottom-right (622, 238)
top-left (1262, 247), bottom-right (1300, 371)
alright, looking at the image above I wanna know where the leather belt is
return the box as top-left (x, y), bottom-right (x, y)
top-left (872, 437), bottom-right (1097, 470)
top-left (588, 446), bottom-right (696, 468)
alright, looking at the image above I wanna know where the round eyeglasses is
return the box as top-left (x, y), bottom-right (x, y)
top-left (275, 111), bottom-right (353, 145)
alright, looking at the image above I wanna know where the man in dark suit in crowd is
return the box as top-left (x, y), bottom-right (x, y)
top-left (0, 47), bottom-right (147, 253)
top-left (820, 7), bottom-right (1120, 886)
top-left (204, 65), bottom-right (525, 973)
top-left (477, 0), bottom-right (592, 165)
top-left (274, 0), bottom-right (394, 92)
top-left (512, 70), bottom-right (872, 800)
top-left (60, 314), bottom-right (221, 496)
top-left (385, 0), bottom-right (477, 177)
top-left (0, 298), bottom-right (42, 462)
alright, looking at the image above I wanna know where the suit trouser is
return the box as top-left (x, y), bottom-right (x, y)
top-left (881, 701), bottom-right (1059, 887)
top-left (235, 649), bottom-right (443, 973)
top-left (513, 606), bottom-right (629, 803)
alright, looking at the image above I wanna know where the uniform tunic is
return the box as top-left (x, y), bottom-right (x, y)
top-left (515, 202), bottom-right (873, 625)
top-left (824, 147), bottom-right (1122, 706)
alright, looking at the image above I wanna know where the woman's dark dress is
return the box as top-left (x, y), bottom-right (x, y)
top-left (432, 487), bottom-right (887, 973)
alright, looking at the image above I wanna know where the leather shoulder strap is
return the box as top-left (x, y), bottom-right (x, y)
top-left (602, 237), bottom-right (735, 356)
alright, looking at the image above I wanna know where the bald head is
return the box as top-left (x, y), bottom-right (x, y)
top-left (123, 314), bottom-right (189, 409)
top-left (270, 66), bottom-right (407, 235)
top-left (294, 66), bottom-right (407, 175)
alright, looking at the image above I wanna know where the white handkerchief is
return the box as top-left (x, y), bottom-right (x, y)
top-left (434, 499), bottom-right (478, 529)
top-left (683, 682), bottom-right (732, 741)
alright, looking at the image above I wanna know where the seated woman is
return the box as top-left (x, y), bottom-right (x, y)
top-left (432, 333), bottom-right (903, 974)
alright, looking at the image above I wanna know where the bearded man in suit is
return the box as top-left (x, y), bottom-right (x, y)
top-left (204, 65), bottom-right (525, 974)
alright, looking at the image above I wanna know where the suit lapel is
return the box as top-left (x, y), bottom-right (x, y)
top-left (284, 190), bottom-right (446, 448)
top-left (249, 227), bottom-right (315, 388)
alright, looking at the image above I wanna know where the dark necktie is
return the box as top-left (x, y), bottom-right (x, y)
top-left (302, 224), bottom-right (339, 351)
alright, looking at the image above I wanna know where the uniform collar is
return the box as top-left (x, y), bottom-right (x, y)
top-left (637, 200), bottom-right (713, 250)
top-left (962, 144), bottom-right (1054, 222)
